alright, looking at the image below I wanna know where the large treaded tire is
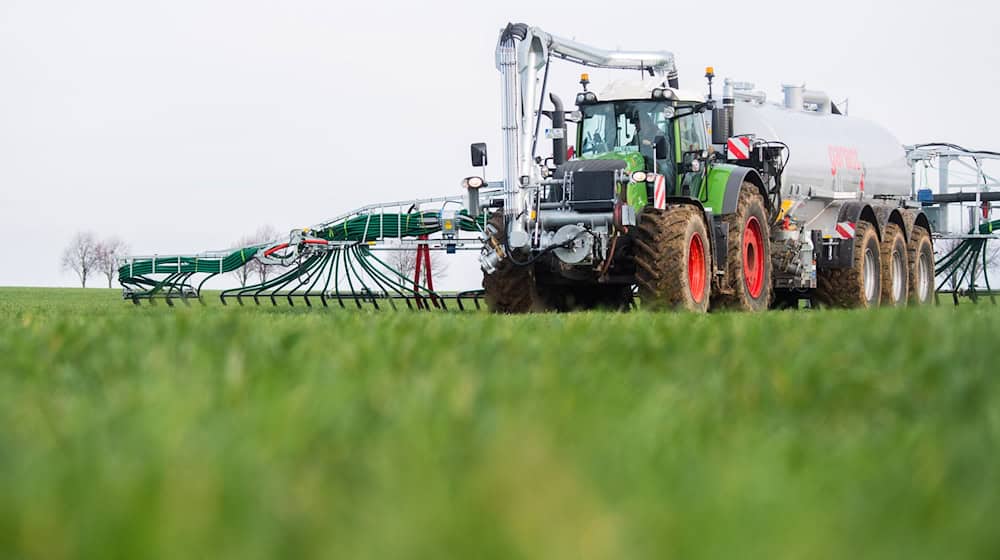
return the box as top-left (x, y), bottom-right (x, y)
top-left (816, 221), bottom-right (881, 308)
top-left (482, 213), bottom-right (545, 314)
top-left (633, 204), bottom-right (711, 312)
top-left (712, 183), bottom-right (772, 311)
top-left (908, 226), bottom-right (935, 305)
top-left (880, 223), bottom-right (909, 307)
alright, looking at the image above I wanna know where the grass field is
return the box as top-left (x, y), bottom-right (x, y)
top-left (1, 287), bottom-right (999, 559)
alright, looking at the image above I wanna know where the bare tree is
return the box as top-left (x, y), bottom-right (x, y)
top-left (95, 237), bottom-right (130, 288)
top-left (385, 239), bottom-right (449, 284)
top-left (246, 225), bottom-right (282, 284)
top-left (61, 232), bottom-right (100, 288)
top-left (229, 234), bottom-right (257, 287)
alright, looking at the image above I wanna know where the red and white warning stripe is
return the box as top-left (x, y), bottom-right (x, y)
top-left (835, 221), bottom-right (856, 239)
top-left (652, 173), bottom-right (667, 210)
top-left (728, 136), bottom-right (752, 160)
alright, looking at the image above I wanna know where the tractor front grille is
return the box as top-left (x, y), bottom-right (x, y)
top-left (559, 159), bottom-right (626, 212)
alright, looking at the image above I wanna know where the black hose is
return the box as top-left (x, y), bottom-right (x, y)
top-left (913, 143), bottom-right (1000, 158)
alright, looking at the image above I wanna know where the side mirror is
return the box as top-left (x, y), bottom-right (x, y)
top-left (654, 135), bottom-right (669, 161)
top-left (471, 143), bottom-right (488, 167)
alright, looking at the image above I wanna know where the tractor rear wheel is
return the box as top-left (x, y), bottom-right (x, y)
top-left (712, 183), bottom-right (772, 311)
top-left (908, 226), bottom-right (935, 305)
top-left (880, 223), bottom-right (909, 307)
top-left (633, 204), bottom-right (711, 312)
top-left (816, 221), bottom-right (881, 308)
top-left (482, 213), bottom-right (548, 314)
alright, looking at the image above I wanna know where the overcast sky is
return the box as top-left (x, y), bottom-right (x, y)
top-left (2, 0), bottom-right (998, 288)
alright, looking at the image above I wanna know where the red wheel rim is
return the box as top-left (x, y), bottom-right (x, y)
top-left (743, 216), bottom-right (765, 299)
top-left (688, 232), bottom-right (706, 304)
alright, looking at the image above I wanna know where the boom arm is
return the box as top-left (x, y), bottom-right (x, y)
top-left (540, 31), bottom-right (677, 78)
top-left (494, 23), bottom-right (678, 248)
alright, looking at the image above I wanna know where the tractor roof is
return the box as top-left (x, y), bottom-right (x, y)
top-left (597, 79), bottom-right (703, 104)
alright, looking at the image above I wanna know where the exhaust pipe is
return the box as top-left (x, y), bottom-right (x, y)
top-left (550, 93), bottom-right (566, 166)
top-left (712, 78), bottom-right (736, 144)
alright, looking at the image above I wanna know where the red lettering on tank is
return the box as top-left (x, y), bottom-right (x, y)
top-left (829, 146), bottom-right (863, 183)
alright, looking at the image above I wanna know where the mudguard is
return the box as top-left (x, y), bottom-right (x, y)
top-left (819, 202), bottom-right (884, 271)
top-left (836, 202), bottom-right (881, 241)
top-left (898, 207), bottom-right (933, 240)
top-left (872, 204), bottom-right (909, 241)
top-left (705, 164), bottom-right (768, 216)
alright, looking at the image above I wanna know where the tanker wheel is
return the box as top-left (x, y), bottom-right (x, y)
top-left (908, 226), bottom-right (935, 305)
top-left (482, 213), bottom-right (548, 314)
top-left (633, 204), bottom-right (711, 312)
top-left (712, 183), bottom-right (772, 311)
top-left (816, 221), bottom-right (881, 309)
top-left (880, 223), bottom-right (909, 307)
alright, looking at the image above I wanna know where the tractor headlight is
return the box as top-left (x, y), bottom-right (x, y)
top-left (577, 92), bottom-right (598, 105)
top-left (462, 176), bottom-right (485, 189)
top-left (652, 88), bottom-right (676, 100)
top-left (576, 93), bottom-right (586, 105)
top-left (631, 171), bottom-right (647, 183)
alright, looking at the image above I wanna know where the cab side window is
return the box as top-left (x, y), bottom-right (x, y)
top-left (676, 114), bottom-right (708, 156)
top-left (580, 113), bottom-right (608, 155)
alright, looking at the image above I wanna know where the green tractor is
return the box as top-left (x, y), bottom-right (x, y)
top-left (470, 24), bottom-right (774, 313)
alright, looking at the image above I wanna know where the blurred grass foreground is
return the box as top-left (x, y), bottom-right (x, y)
top-left (1, 287), bottom-right (999, 559)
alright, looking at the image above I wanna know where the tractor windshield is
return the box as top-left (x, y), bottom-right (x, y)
top-left (579, 101), bottom-right (673, 166)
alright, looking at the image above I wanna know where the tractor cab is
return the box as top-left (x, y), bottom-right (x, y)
top-left (568, 77), bottom-right (712, 210)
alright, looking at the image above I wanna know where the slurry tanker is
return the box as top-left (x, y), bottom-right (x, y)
top-left (466, 23), bottom-right (935, 312)
top-left (118, 23), bottom-right (1000, 310)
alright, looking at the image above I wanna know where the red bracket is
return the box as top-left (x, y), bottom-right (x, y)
top-left (412, 235), bottom-right (439, 309)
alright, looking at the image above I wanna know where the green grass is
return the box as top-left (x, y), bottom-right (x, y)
top-left (1, 287), bottom-right (999, 559)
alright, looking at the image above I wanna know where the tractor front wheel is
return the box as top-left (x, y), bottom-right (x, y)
top-left (634, 204), bottom-right (711, 312)
top-left (482, 213), bottom-right (548, 314)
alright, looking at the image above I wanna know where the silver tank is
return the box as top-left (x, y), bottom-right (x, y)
top-left (731, 97), bottom-right (911, 197)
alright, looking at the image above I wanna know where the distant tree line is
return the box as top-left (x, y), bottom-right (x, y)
top-left (61, 226), bottom-right (281, 289)
top-left (61, 232), bottom-right (129, 288)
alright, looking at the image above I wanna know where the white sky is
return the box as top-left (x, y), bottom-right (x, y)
top-left (2, 0), bottom-right (999, 288)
